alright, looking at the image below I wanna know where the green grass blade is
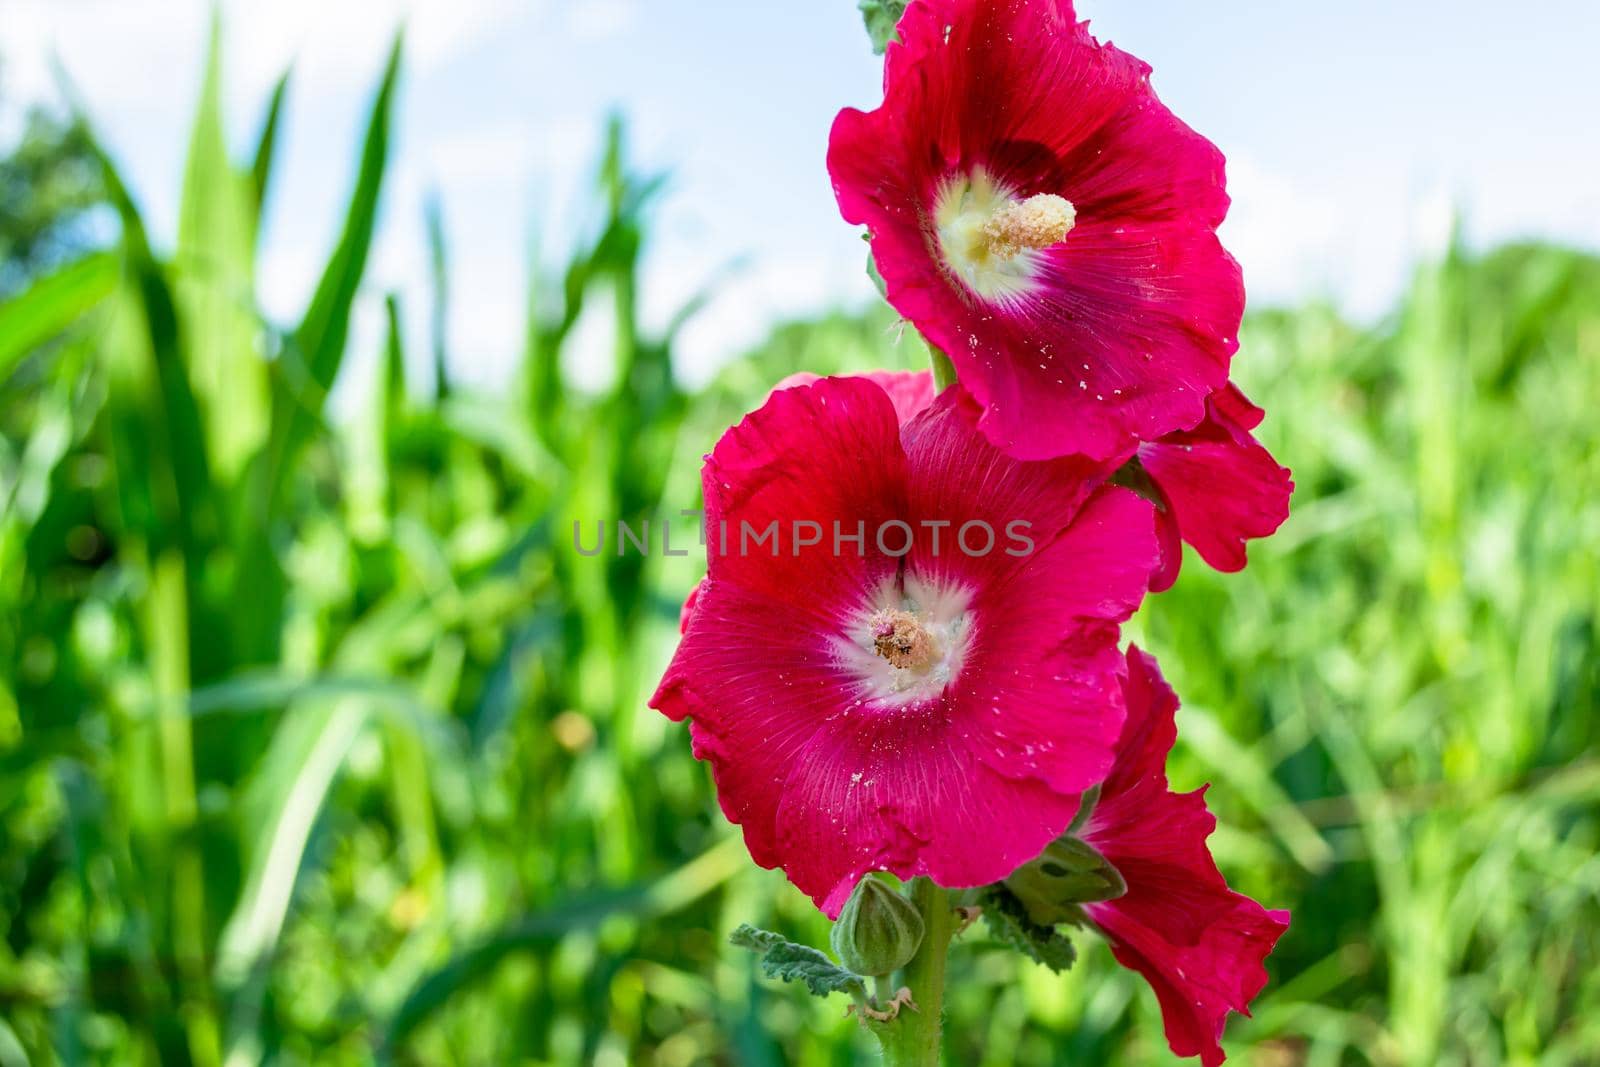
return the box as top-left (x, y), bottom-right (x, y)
top-left (0, 252), bottom-right (118, 378)
top-left (227, 37), bottom-right (399, 663)
top-left (216, 697), bottom-right (370, 992)
top-left (261, 33), bottom-right (403, 512)
top-left (380, 837), bottom-right (744, 1053)
top-left (384, 291), bottom-right (408, 424)
top-left (250, 69), bottom-right (291, 223)
top-left (82, 125), bottom-right (217, 559)
top-left (177, 11), bottom-right (268, 484)
top-left (426, 190), bottom-right (451, 401)
top-left (1178, 703), bottom-right (1334, 874)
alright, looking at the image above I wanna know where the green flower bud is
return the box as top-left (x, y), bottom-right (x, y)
top-left (829, 877), bottom-right (925, 976)
top-left (1004, 836), bottom-right (1127, 927)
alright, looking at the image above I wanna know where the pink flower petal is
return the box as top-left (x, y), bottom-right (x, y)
top-left (657, 578), bottom-right (852, 874)
top-left (1140, 384), bottom-right (1292, 580)
top-left (777, 698), bottom-right (1089, 916)
top-left (775, 369), bottom-right (937, 425)
top-left (701, 376), bottom-right (907, 622)
top-left (1084, 647), bottom-right (1290, 1066)
top-left (948, 484), bottom-right (1154, 792)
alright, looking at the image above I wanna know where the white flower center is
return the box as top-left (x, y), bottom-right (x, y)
top-left (933, 167), bottom-right (1075, 306)
top-left (834, 572), bottom-right (974, 706)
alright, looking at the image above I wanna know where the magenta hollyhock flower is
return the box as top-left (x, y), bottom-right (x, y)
top-left (656, 374), bottom-right (1158, 914)
top-left (1081, 646), bottom-right (1289, 1066)
top-left (829, 0), bottom-right (1244, 462)
top-left (1140, 384), bottom-right (1293, 590)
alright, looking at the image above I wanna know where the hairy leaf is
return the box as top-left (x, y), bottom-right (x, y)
top-left (979, 885), bottom-right (1078, 974)
top-left (729, 924), bottom-right (866, 998)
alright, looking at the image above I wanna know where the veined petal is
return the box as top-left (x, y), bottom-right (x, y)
top-left (701, 376), bottom-right (907, 623)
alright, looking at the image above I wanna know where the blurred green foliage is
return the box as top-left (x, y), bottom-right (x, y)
top-left (1, 34), bottom-right (1597, 1067)
top-left (0, 107), bottom-right (104, 298)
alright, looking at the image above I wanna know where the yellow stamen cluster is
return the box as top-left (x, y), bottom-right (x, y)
top-left (980, 193), bottom-right (1077, 259)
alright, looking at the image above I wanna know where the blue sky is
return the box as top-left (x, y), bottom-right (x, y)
top-left (4, 0), bottom-right (1598, 394)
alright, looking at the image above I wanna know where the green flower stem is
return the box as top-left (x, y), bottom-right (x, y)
top-left (876, 878), bottom-right (954, 1067)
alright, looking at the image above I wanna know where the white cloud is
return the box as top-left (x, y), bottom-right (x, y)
top-left (665, 250), bottom-right (876, 390)
top-left (1222, 153), bottom-right (1419, 320)
top-left (1219, 154), bottom-right (1340, 307)
top-left (0, 0), bottom-right (530, 114)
